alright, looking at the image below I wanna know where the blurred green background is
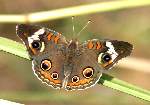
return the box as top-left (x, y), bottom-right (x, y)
top-left (0, 0), bottom-right (150, 105)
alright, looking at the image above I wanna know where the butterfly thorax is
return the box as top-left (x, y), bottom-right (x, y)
top-left (68, 40), bottom-right (78, 50)
top-left (61, 40), bottom-right (79, 88)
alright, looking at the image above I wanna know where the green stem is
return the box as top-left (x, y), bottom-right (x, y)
top-left (99, 74), bottom-right (150, 102)
top-left (0, 37), bottom-right (29, 60)
top-left (0, 37), bottom-right (150, 101)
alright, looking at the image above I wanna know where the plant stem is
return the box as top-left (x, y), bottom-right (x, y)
top-left (0, 37), bottom-right (150, 101)
top-left (99, 74), bottom-right (150, 102)
top-left (0, 37), bottom-right (29, 60)
top-left (0, 0), bottom-right (150, 23)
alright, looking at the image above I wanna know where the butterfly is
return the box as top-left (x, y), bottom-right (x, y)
top-left (16, 24), bottom-right (133, 90)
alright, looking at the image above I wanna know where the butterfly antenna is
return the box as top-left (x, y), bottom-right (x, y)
top-left (72, 16), bottom-right (76, 38)
top-left (76, 20), bottom-right (91, 37)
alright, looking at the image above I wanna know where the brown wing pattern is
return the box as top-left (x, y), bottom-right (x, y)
top-left (65, 39), bottom-right (132, 90)
top-left (16, 24), bottom-right (68, 89)
top-left (16, 24), bottom-right (133, 90)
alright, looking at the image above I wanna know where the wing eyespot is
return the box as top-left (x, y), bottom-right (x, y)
top-left (83, 67), bottom-right (94, 79)
top-left (31, 40), bottom-right (41, 49)
top-left (101, 53), bottom-right (112, 63)
top-left (72, 76), bottom-right (80, 83)
top-left (98, 53), bottom-right (114, 68)
top-left (41, 59), bottom-right (52, 71)
top-left (51, 72), bottom-right (59, 80)
top-left (29, 40), bottom-right (45, 53)
top-left (98, 53), bottom-right (112, 63)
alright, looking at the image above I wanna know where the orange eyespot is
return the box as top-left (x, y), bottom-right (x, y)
top-left (51, 72), bottom-right (58, 80)
top-left (72, 76), bottom-right (80, 83)
top-left (41, 59), bottom-right (52, 71)
top-left (83, 67), bottom-right (94, 78)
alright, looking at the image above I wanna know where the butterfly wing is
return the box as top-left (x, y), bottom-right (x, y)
top-left (82, 39), bottom-right (133, 70)
top-left (65, 39), bottom-right (133, 90)
top-left (16, 24), bottom-right (68, 89)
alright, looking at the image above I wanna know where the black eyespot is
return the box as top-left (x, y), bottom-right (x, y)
top-left (83, 67), bottom-right (94, 78)
top-left (51, 72), bottom-right (58, 80)
top-left (31, 41), bottom-right (41, 49)
top-left (41, 59), bottom-right (52, 71)
top-left (72, 76), bottom-right (79, 83)
top-left (102, 53), bottom-right (111, 62)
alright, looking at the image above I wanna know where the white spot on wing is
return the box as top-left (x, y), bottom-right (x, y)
top-left (40, 42), bottom-right (45, 52)
top-left (34, 28), bottom-right (45, 35)
top-left (98, 53), bottom-right (103, 64)
top-left (106, 41), bottom-right (118, 61)
top-left (28, 28), bottom-right (45, 44)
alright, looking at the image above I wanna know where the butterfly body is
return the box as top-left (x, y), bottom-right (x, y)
top-left (16, 24), bottom-right (133, 90)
